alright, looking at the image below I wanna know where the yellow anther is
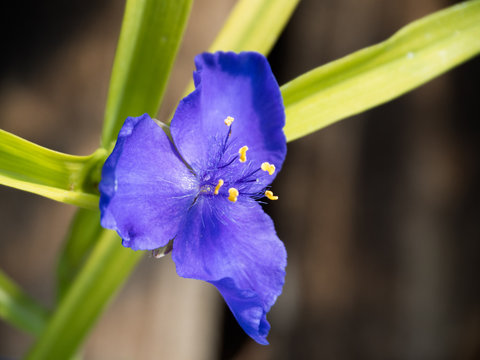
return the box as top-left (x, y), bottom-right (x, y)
top-left (228, 188), bottom-right (239, 202)
top-left (239, 146), bottom-right (249, 163)
top-left (224, 116), bottom-right (234, 126)
top-left (214, 179), bottom-right (224, 195)
top-left (261, 162), bottom-right (276, 175)
top-left (265, 190), bottom-right (278, 201)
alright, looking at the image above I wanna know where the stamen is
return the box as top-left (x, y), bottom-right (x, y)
top-left (239, 146), bottom-right (249, 163)
top-left (261, 162), bottom-right (276, 175)
top-left (224, 116), bottom-right (234, 126)
top-left (265, 190), bottom-right (278, 200)
top-left (228, 188), bottom-right (239, 202)
top-left (214, 179), bottom-right (224, 195)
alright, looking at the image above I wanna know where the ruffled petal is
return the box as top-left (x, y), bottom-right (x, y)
top-left (170, 52), bottom-right (286, 188)
top-left (99, 114), bottom-right (198, 250)
top-left (171, 196), bottom-right (286, 344)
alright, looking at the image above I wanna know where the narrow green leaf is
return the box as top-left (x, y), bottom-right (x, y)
top-left (56, 209), bottom-right (103, 301)
top-left (26, 230), bottom-right (143, 360)
top-left (182, 0), bottom-right (300, 97)
top-left (101, 0), bottom-right (193, 148)
top-left (0, 270), bottom-right (48, 336)
top-left (209, 0), bottom-right (299, 54)
top-left (281, 0), bottom-right (480, 141)
top-left (0, 130), bottom-right (106, 209)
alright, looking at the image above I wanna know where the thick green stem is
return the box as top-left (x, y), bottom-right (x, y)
top-left (25, 230), bottom-right (143, 360)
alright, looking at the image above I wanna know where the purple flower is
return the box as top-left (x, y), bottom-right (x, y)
top-left (99, 52), bottom-right (287, 345)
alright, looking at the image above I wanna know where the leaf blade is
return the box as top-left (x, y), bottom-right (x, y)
top-left (0, 129), bottom-right (105, 209)
top-left (101, 0), bottom-right (193, 147)
top-left (282, 0), bottom-right (480, 141)
top-left (209, 0), bottom-right (299, 54)
top-left (180, 0), bottom-right (300, 97)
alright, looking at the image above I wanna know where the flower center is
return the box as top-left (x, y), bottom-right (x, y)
top-left (198, 116), bottom-right (278, 203)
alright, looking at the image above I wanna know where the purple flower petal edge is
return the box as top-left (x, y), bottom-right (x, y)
top-left (172, 197), bottom-right (286, 345)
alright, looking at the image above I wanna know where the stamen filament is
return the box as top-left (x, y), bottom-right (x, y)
top-left (261, 162), bottom-right (276, 175)
top-left (228, 188), bottom-right (239, 202)
top-left (239, 146), bottom-right (249, 163)
top-left (217, 155), bottom-right (238, 169)
top-left (265, 190), bottom-right (278, 200)
top-left (214, 179), bottom-right (224, 195)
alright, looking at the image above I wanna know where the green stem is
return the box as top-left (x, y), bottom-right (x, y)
top-left (25, 230), bottom-right (143, 360)
top-left (56, 209), bottom-right (103, 301)
top-left (0, 270), bottom-right (48, 336)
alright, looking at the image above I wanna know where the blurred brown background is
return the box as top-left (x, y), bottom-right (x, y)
top-left (0, 0), bottom-right (479, 359)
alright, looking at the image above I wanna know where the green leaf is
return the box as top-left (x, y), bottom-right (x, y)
top-left (101, 0), bottom-right (193, 148)
top-left (26, 230), bottom-right (143, 360)
top-left (209, 0), bottom-right (299, 54)
top-left (0, 269), bottom-right (48, 336)
top-left (0, 129), bottom-right (106, 209)
top-left (181, 0), bottom-right (300, 97)
top-left (56, 209), bottom-right (103, 301)
top-left (282, 0), bottom-right (480, 142)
